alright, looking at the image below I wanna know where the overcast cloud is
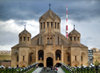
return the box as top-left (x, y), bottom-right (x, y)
top-left (0, 0), bottom-right (100, 50)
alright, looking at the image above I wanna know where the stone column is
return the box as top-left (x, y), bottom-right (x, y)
top-left (36, 49), bottom-right (38, 63)
top-left (54, 49), bottom-right (56, 66)
top-left (61, 45), bottom-right (64, 63)
top-left (44, 50), bottom-right (46, 67)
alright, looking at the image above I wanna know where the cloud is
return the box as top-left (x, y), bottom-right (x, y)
top-left (0, 19), bottom-right (39, 50)
top-left (0, 0), bottom-right (100, 50)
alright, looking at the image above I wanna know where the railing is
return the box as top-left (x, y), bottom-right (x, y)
top-left (72, 66), bottom-right (100, 73)
top-left (0, 63), bottom-right (38, 73)
top-left (60, 63), bottom-right (100, 73)
top-left (60, 63), bottom-right (73, 73)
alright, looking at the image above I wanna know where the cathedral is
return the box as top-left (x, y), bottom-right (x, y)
top-left (11, 7), bottom-right (88, 67)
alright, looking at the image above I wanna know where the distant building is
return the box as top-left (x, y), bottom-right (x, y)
top-left (0, 50), bottom-right (11, 67)
top-left (0, 50), bottom-right (11, 55)
top-left (88, 50), bottom-right (93, 65)
top-left (11, 7), bottom-right (88, 67)
top-left (92, 48), bottom-right (100, 64)
top-left (0, 60), bottom-right (11, 67)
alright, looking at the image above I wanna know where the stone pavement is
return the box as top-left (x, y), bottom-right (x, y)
top-left (40, 67), bottom-right (57, 73)
top-left (57, 67), bottom-right (65, 73)
top-left (39, 67), bottom-right (65, 73)
top-left (32, 67), bottom-right (43, 73)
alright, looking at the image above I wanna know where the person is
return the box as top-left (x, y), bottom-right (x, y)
top-left (56, 67), bottom-right (58, 71)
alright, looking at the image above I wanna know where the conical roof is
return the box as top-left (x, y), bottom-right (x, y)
top-left (39, 9), bottom-right (61, 22)
top-left (69, 29), bottom-right (80, 36)
top-left (19, 29), bottom-right (31, 36)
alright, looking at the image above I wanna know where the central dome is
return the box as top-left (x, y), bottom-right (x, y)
top-left (39, 9), bottom-right (61, 22)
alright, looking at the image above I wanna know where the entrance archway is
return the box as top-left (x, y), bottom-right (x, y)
top-left (55, 63), bottom-right (61, 67)
top-left (38, 63), bottom-right (44, 67)
top-left (46, 57), bottom-right (53, 67)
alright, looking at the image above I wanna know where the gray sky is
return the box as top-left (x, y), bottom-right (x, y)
top-left (0, 0), bottom-right (100, 50)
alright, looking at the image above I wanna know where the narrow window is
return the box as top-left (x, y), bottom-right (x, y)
top-left (37, 38), bottom-right (39, 45)
top-left (58, 23), bottom-right (59, 29)
top-left (68, 55), bottom-right (70, 61)
top-left (23, 56), bottom-right (25, 61)
top-left (75, 56), bottom-right (77, 61)
top-left (55, 22), bottom-right (56, 28)
top-left (81, 56), bottom-right (83, 61)
top-left (74, 37), bottom-right (76, 41)
top-left (51, 22), bottom-right (53, 28)
top-left (28, 37), bottom-right (29, 41)
top-left (41, 23), bottom-right (42, 29)
top-left (50, 37), bottom-right (52, 44)
top-left (17, 56), bottom-right (19, 62)
top-left (44, 22), bottom-right (45, 28)
top-left (70, 37), bottom-right (72, 41)
top-left (24, 37), bottom-right (25, 41)
top-left (47, 38), bottom-right (49, 44)
top-left (47, 22), bottom-right (49, 28)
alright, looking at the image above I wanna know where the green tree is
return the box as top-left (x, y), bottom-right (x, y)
top-left (94, 60), bottom-right (100, 66)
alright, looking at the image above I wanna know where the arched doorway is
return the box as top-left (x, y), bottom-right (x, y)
top-left (46, 57), bottom-right (53, 67)
top-left (38, 50), bottom-right (44, 60)
top-left (55, 50), bottom-right (61, 60)
top-left (38, 63), bottom-right (44, 67)
top-left (55, 63), bottom-right (62, 67)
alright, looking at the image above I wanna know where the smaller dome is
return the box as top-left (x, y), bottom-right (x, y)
top-left (19, 29), bottom-right (31, 36)
top-left (39, 9), bottom-right (61, 22)
top-left (69, 29), bottom-right (80, 36)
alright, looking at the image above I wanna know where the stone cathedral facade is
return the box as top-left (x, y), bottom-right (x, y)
top-left (11, 8), bottom-right (88, 67)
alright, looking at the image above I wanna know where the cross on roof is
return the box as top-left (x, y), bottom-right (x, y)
top-left (24, 24), bottom-right (26, 30)
top-left (74, 25), bottom-right (75, 30)
top-left (49, 3), bottom-right (51, 10)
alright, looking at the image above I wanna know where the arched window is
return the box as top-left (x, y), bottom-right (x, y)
top-left (47, 22), bottom-right (49, 28)
top-left (70, 37), bottom-right (72, 41)
top-left (47, 37), bottom-right (53, 45)
top-left (51, 22), bottom-right (53, 28)
top-left (75, 56), bottom-right (77, 61)
top-left (81, 52), bottom-right (85, 62)
top-left (41, 23), bottom-right (42, 29)
top-left (56, 50), bottom-right (61, 60)
top-left (57, 23), bottom-right (59, 29)
top-left (50, 37), bottom-right (53, 45)
top-left (43, 22), bottom-right (45, 28)
top-left (24, 37), bottom-right (25, 41)
top-left (37, 38), bottom-right (39, 45)
top-left (47, 37), bottom-right (49, 44)
top-left (74, 37), bottom-right (76, 41)
top-left (28, 37), bottom-right (29, 41)
top-left (38, 50), bottom-right (44, 60)
top-left (55, 22), bottom-right (56, 28)
top-left (81, 56), bottom-right (83, 61)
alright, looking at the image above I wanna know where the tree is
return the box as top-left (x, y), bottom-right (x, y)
top-left (94, 60), bottom-right (100, 66)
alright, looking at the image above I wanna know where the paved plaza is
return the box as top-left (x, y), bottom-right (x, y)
top-left (32, 67), bottom-right (65, 73)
